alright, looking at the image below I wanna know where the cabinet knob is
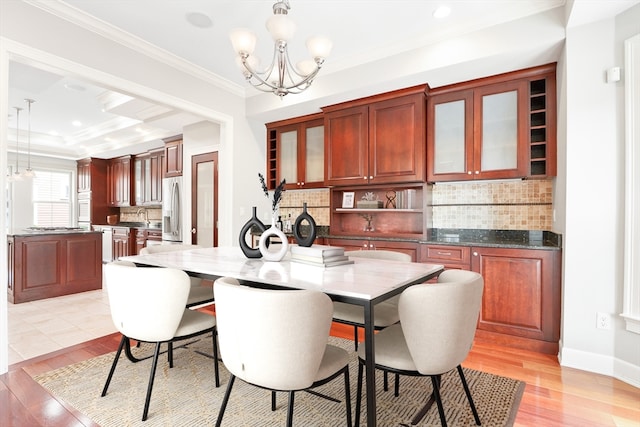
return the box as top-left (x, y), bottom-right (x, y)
top-left (191, 228), bottom-right (196, 234)
top-left (475, 171), bottom-right (480, 175)
top-left (467, 171), bottom-right (472, 175)
top-left (300, 182), bottom-right (305, 186)
top-left (473, 252), bottom-right (478, 256)
top-left (369, 176), bottom-right (373, 180)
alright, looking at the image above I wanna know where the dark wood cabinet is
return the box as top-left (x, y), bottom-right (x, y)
top-left (420, 244), bottom-right (561, 354)
top-left (134, 228), bottom-right (146, 255)
top-left (266, 113), bottom-right (324, 190)
top-left (108, 156), bottom-right (133, 207)
top-left (7, 232), bottom-right (102, 304)
top-left (164, 135), bottom-right (183, 177)
top-left (112, 226), bottom-right (132, 259)
top-left (76, 158), bottom-right (116, 225)
top-left (471, 246), bottom-right (561, 354)
top-left (134, 148), bottom-right (164, 206)
top-left (323, 86), bottom-right (426, 186)
top-left (427, 63), bottom-right (557, 182)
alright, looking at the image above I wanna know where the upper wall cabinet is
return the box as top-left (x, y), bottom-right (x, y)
top-left (266, 113), bottom-right (324, 190)
top-left (163, 135), bottom-right (183, 177)
top-left (427, 63), bottom-right (557, 182)
top-left (322, 86), bottom-right (426, 186)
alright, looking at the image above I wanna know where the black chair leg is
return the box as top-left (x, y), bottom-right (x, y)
top-left (101, 335), bottom-right (126, 397)
top-left (215, 374), bottom-right (236, 427)
top-left (271, 391), bottom-right (277, 411)
top-left (141, 342), bottom-right (162, 421)
top-left (394, 373), bottom-right (400, 397)
top-left (343, 368), bottom-right (353, 427)
top-left (168, 342), bottom-right (173, 368)
top-left (429, 375), bottom-right (447, 427)
top-left (354, 362), bottom-right (364, 427)
top-left (212, 329), bottom-right (220, 387)
top-left (286, 391), bottom-right (295, 427)
top-left (457, 365), bottom-right (481, 425)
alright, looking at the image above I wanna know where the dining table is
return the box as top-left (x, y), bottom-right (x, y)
top-left (121, 246), bottom-right (443, 427)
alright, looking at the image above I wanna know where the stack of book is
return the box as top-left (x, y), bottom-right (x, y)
top-left (290, 245), bottom-right (354, 267)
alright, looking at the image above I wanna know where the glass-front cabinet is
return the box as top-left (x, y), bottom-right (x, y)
top-left (427, 63), bottom-right (556, 182)
top-left (266, 113), bottom-right (324, 190)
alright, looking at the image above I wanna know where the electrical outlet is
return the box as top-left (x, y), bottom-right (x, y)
top-left (596, 312), bottom-right (611, 330)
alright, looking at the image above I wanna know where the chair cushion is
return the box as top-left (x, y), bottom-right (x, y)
top-left (356, 324), bottom-right (417, 372)
top-left (333, 296), bottom-right (400, 327)
top-left (174, 309), bottom-right (216, 338)
top-left (315, 344), bottom-right (350, 382)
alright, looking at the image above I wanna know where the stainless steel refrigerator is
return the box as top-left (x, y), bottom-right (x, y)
top-left (162, 176), bottom-right (182, 242)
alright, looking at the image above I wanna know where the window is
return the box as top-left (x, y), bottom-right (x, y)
top-left (32, 170), bottom-right (72, 227)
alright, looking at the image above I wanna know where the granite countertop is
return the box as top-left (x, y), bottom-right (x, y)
top-left (8, 227), bottom-right (102, 237)
top-left (311, 227), bottom-right (561, 250)
top-left (94, 221), bottom-right (162, 230)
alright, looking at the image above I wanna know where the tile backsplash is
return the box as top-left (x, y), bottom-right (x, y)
top-left (279, 179), bottom-right (554, 231)
top-left (430, 179), bottom-right (553, 230)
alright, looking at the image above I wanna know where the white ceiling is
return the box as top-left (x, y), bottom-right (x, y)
top-left (6, 0), bottom-right (638, 160)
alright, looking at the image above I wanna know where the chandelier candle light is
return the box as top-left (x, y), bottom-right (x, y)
top-left (229, 0), bottom-right (332, 97)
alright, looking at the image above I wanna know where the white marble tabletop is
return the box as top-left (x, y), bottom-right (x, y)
top-left (121, 246), bottom-right (443, 302)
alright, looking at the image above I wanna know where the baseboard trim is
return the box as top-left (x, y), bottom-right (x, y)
top-left (559, 343), bottom-right (640, 388)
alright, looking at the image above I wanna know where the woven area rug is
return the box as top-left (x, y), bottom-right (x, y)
top-left (33, 336), bottom-right (525, 426)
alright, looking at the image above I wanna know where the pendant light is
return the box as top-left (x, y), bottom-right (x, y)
top-left (7, 107), bottom-right (24, 182)
top-left (22, 99), bottom-right (36, 178)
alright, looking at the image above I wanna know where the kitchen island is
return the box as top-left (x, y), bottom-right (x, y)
top-left (7, 229), bottom-right (103, 304)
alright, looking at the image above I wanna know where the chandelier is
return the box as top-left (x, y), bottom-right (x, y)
top-left (229, 0), bottom-right (332, 97)
top-left (7, 99), bottom-right (36, 182)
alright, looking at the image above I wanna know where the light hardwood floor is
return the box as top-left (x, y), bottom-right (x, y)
top-left (2, 308), bottom-right (639, 426)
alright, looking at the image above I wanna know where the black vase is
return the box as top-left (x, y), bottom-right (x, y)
top-left (239, 206), bottom-right (267, 258)
top-left (293, 202), bottom-right (317, 247)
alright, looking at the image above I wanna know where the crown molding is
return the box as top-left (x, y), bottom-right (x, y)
top-left (26, 0), bottom-right (246, 98)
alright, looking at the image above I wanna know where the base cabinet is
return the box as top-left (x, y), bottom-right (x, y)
top-left (112, 227), bottom-right (132, 259)
top-left (7, 232), bottom-right (102, 304)
top-left (326, 238), bottom-right (419, 261)
top-left (471, 246), bottom-right (561, 354)
top-left (421, 244), bottom-right (561, 354)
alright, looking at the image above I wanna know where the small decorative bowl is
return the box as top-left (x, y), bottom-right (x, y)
top-left (106, 215), bottom-right (118, 225)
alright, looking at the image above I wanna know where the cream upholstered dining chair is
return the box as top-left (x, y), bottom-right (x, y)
top-left (213, 276), bottom-right (353, 427)
top-left (332, 249), bottom-right (412, 350)
top-left (101, 262), bottom-right (220, 422)
top-left (354, 269), bottom-right (484, 427)
top-left (139, 244), bottom-right (214, 307)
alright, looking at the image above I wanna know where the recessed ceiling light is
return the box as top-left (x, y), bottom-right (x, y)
top-left (433, 6), bottom-right (451, 19)
top-left (186, 12), bottom-right (213, 28)
top-left (64, 83), bottom-right (86, 92)
top-left (72, 120), bottom-right (82, 127)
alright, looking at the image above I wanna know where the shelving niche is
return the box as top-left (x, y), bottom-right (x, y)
top-left (330, 183), bottom-right (426, 239)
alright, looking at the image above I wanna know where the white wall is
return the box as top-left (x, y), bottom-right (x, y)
top-left (559, 4), bottom-right (640, 386)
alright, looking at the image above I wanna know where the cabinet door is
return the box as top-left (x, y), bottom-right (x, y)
top-left (368, 93), bottom-right (425, 184)
top-left (164, 139), bottom-right (183, 177)
top-left (471, 246), bottom-right (560, 346)
top-left (133, 156), bottom-right (145, 206)
top-left (110, 157), bottom-right (132, 207)
top-left (77, 161), bottom-right (91, 192)
top-left (112, 227), bottom-right (131, 259)
top-left (428, 90), bottom-right (474, 182)
top-left (324, 105), bottom-right (369, 186)
top-left (473, 81), bottom-right (528, 179)
top-left (148, 149), bottom-right (163, 204)
top-left (278, 126), bottom-right (299, 188)
top-left (302, 120), bottom-right (324, 188)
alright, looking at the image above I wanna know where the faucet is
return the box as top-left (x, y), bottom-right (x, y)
top-left (136, 208), bottom-right (149, 226)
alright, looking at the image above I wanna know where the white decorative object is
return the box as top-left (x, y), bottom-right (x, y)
top-left (259, 216), bottom-right (289, 262)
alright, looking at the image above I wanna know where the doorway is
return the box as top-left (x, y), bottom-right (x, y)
top-left (191, 152), bottom-right (218, 247)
